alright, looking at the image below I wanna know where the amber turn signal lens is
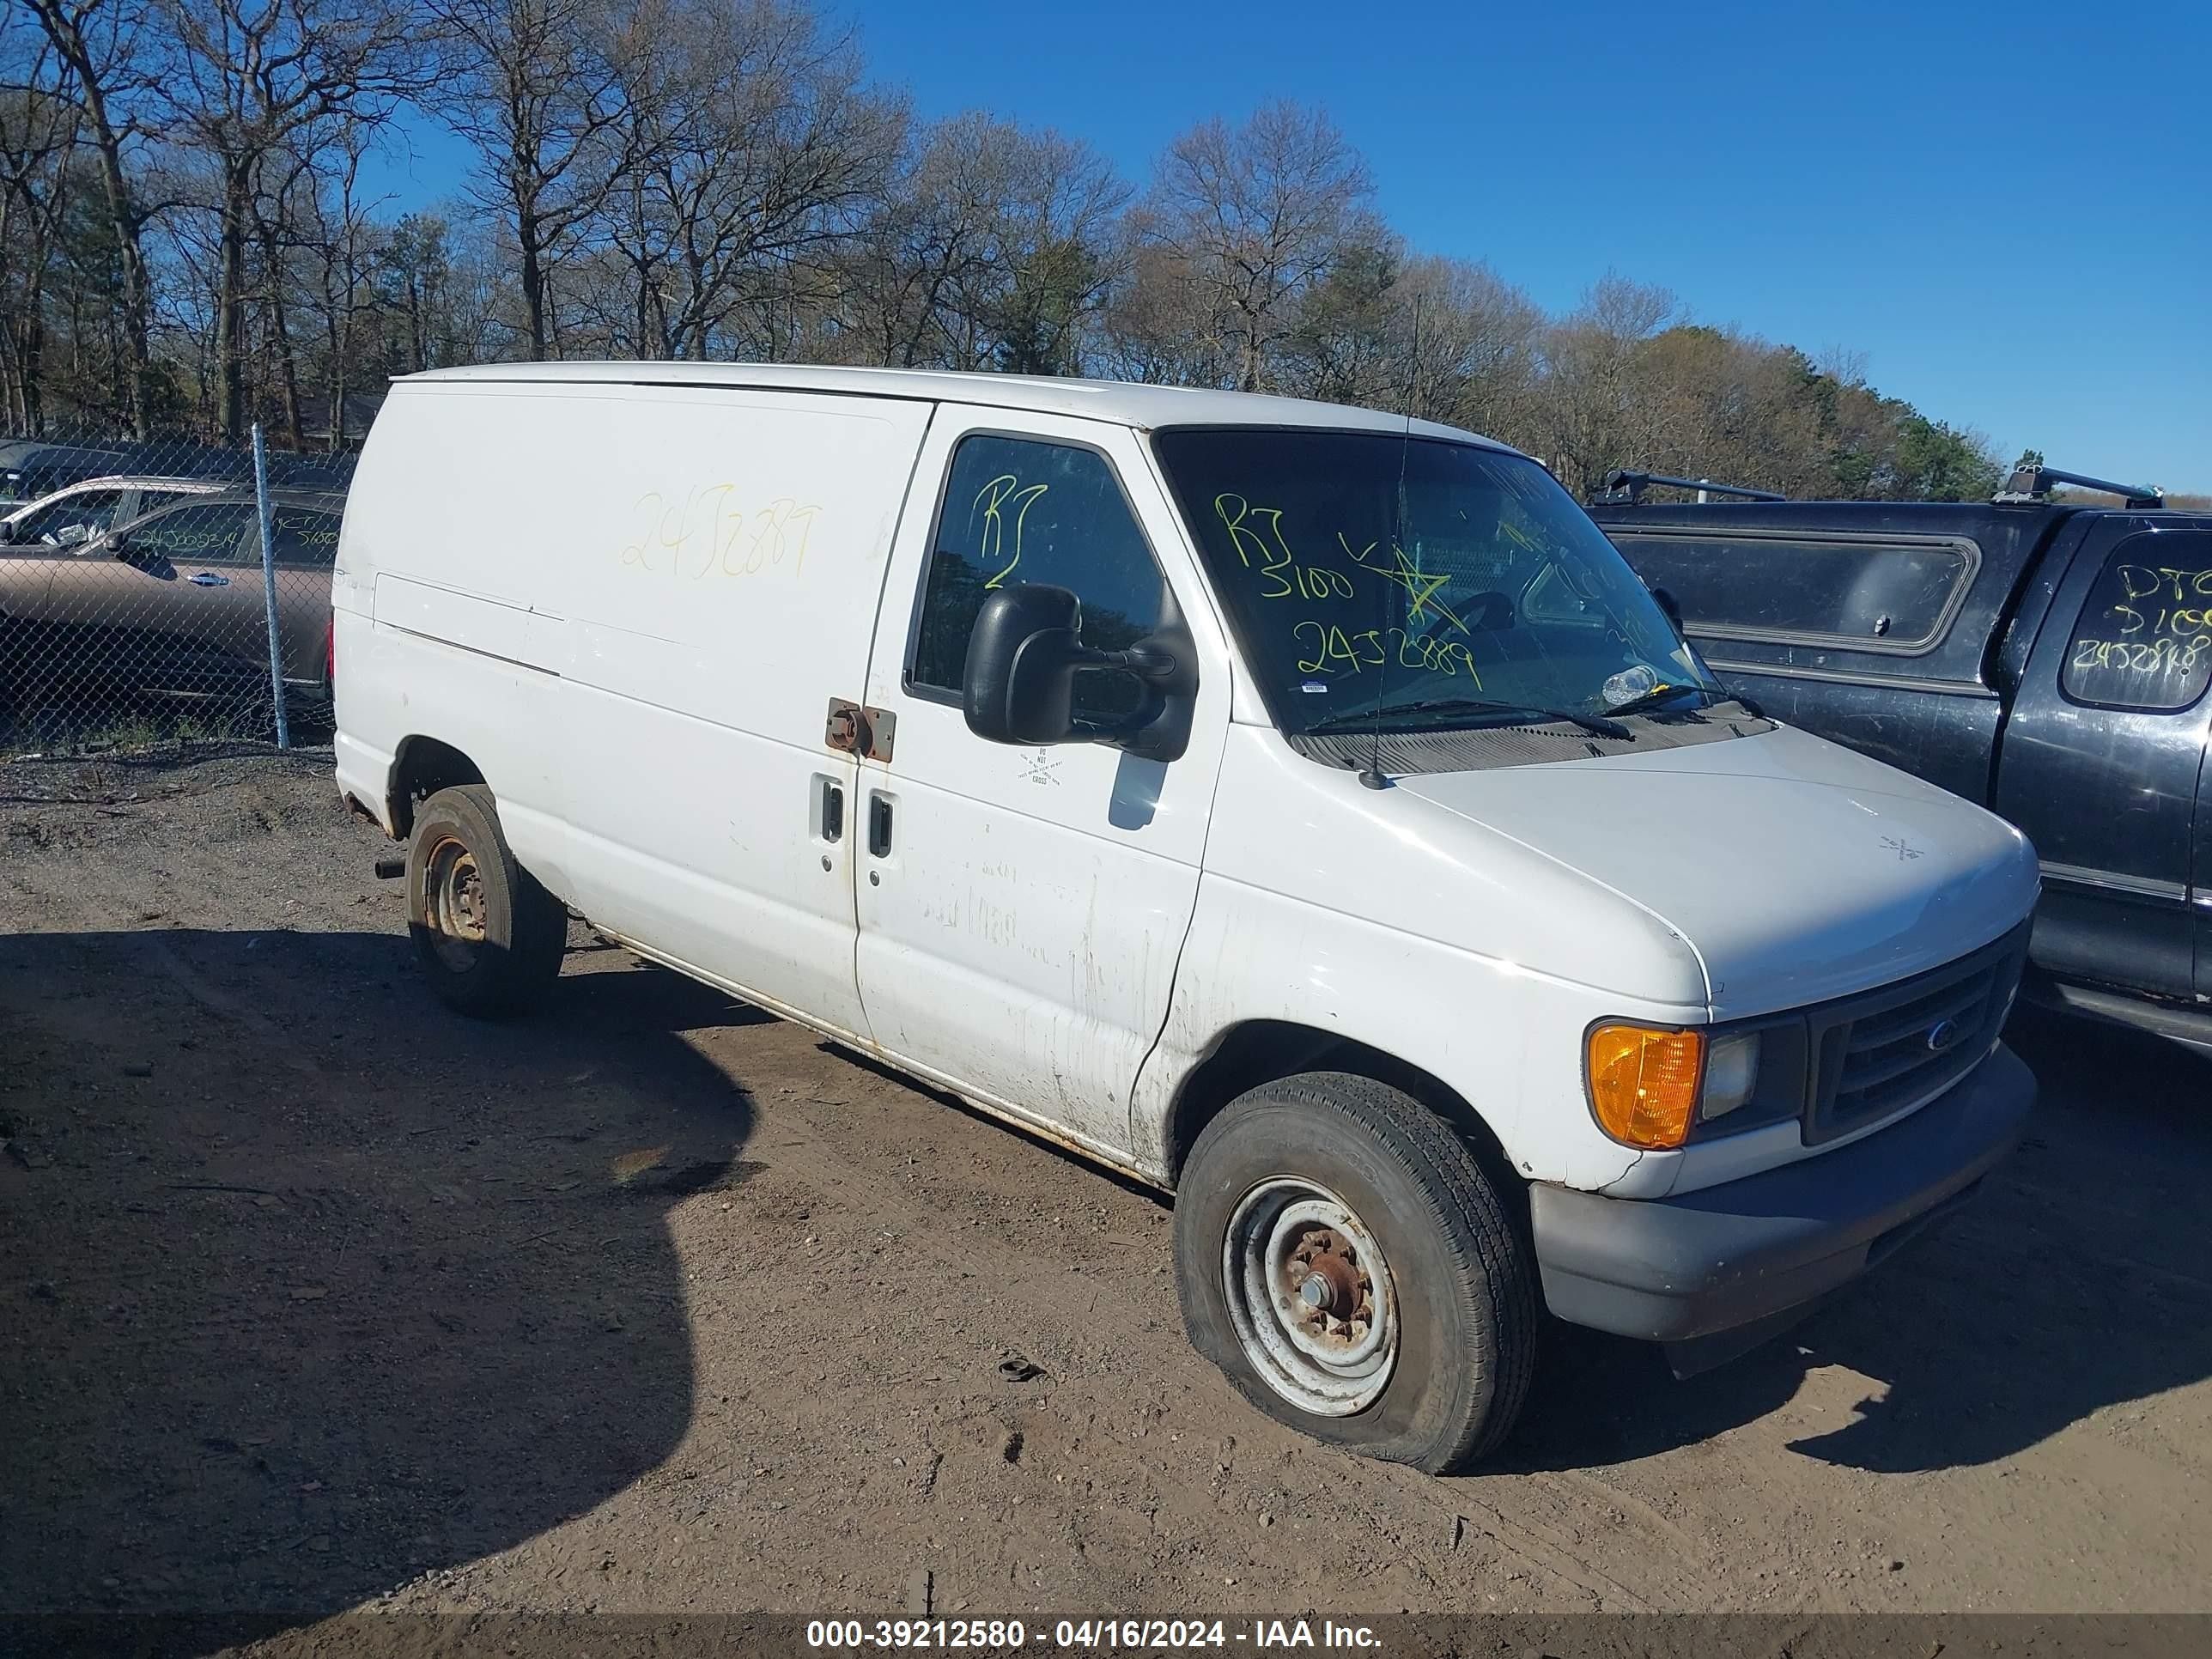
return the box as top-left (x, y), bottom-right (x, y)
top-left (1587, 1024), bottom-right (1705, 1149)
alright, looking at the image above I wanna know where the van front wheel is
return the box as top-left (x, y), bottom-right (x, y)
top-left (406, 784), bottom-right (566, 1018)
top-left (1173, 1074), bottom-right (1536, 1473)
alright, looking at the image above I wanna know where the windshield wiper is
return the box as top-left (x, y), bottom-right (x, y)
top-left (1304, 696), bottom-right (1631, 740)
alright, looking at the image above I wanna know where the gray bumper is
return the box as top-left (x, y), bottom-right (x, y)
top-left (1531, 1042), bottom-right (2034, 1348)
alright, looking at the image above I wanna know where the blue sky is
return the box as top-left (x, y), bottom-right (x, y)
top-left (364, 0), bottom-right (2212, 491)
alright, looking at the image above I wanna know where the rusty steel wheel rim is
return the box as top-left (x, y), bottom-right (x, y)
top-left (1222, 1177), bottom-right (1398, 1416)
top-left (422, 836), bottom-right (488, 974)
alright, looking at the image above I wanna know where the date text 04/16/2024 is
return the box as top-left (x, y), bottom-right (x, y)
top-left (804, 1619), bottom-right (1382, 1650)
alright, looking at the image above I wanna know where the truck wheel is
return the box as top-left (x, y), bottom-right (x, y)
top-left (1174, 1073), bottom-right (1536, 1473)
top-left (406, 784), bottom-right (566, 1018)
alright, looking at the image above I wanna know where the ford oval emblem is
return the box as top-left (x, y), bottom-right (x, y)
top-left (1924, 1018), bottom-right (1961, 1054)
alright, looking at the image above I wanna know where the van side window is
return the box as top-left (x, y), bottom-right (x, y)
top-left (2059, 532), bottom-right (2212, 713)
top-left (1609, 532), bottom-right (1977, 653)
top-left (910, 435), bottom-right (1166, 720)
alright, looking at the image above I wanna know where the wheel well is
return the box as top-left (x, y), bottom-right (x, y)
top-left (1164, 1021), bottom-right (1522, 1201)
top-left (386, 737), bottom-right (485, 839)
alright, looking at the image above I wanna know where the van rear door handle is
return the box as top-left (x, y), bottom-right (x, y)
top-left (867, 793), bottom-right (893, 857)
top-left (819, 778), bottom-right (844, 842)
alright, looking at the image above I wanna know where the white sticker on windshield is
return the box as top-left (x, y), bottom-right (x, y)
top-left (1300, 680), bottom-right (1329, 694)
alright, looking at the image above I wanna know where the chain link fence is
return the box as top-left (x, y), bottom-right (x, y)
top-left (0, 427), bottom-right (355, 758)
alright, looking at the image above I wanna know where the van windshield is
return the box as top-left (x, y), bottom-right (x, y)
top-left (1152, 428), bottom-right (1719, 734)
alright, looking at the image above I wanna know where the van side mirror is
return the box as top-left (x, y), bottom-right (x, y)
top-left (963, 583), bottom-right (1194, 761)
top-left (0, 520), bottom-right (15, 545)
top-left (963, 584), bottom-right (1087, 746)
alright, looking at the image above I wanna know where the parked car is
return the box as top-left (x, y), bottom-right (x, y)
top-left (1591, 465), bottom-right (2212, 1050)
top-left (335, 364), bottom-right (2039, 1470)
top-left (0, 487), bottom-right (344, 711)
top-left (0, 474), bottom-right (229, 547)
top-left (0, 440), bottom-right (135, 505)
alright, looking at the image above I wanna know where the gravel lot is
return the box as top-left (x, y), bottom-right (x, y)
top-left (3, 749), bottom-right (2208, 1647)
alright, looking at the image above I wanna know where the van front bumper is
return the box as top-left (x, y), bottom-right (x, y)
top-left (1529, 1042), bottom-right (2033, 1355)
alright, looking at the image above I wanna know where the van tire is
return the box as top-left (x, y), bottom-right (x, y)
top-left (1173, 1073), bottom-right (1536, 1473)
top-left (406, 784), bottom-right (566, 1018)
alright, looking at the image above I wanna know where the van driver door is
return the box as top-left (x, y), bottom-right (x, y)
top-left (850, 409), bottom-right (1231, 1166)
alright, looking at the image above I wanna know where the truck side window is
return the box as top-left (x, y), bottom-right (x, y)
top-left (911, 434), bottom-right (1166, 722)
top-left (2059, 533), bottom-right (2212, 713)
top-left (1609, 532), bottom-right (1976, 652)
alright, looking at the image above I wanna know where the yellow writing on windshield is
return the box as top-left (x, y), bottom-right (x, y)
top-left (1212, 491), bottom-right (1479, 636)
top-left (1214, 494), bottom-right (1353, 599)
top-left (1378, 542), bottom-right (1457, 629)
top-left (1290, 619), bottom-right (1480, 687)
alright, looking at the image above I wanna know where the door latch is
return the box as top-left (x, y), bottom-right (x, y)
top-left (825, 697), bottom-right (896, 762)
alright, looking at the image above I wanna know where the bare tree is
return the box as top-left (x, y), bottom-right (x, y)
top-left (843, 112), bottom-right (1125, 374)
top-left (1143, 100), bottom-right (1376, 392)
top-left (1530, 272), bottom-right (1681, 493)
top-left (15, 0), bottom-right (166, 435)
top-left (0, 57), bottom-right (77, 428)
top-left (154, 0), bottom-right (432, 439)
top-left (984, 125), bottom-right (1127, 375)
top-left (251, 142), bottom-right (316, 444)
top-left (370, 212), bottom-right (454, 374)
top-left (586, 0), bottom-right (897, 362)
top-left (428, 0), bottom-right (633, 361)
top-left (846, 112), bottom-right (1026, 369)
top-left (0, 5), bottom-right (2087, 500)
top-left (1270, 243), bottom-right (1543, 442)
top-left (282, 129), bottom-right (381, 448)
top-left (1096, 233), bottom-right (1231, 387)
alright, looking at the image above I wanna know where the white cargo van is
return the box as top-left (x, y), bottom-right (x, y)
top-left (333, 364), bottom-right (2039, 1470)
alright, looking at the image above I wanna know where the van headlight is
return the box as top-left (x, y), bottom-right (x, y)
top-left (1585, 1025), bottom-right (1774, 1149)
top-left (1698, 1032), bottom-right (1762, 1121)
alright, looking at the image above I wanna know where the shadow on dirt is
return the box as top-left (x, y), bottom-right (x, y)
top-left (1507, 1010), bottom-right (2212, 1476)
top-left (0, 926), bottom-right (758, 1650)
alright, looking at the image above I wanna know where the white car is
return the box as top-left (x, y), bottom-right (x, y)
top-left (0, 473), bottom-right (228, 546)
top-left (332, 364), bottom-right (2040, 1470)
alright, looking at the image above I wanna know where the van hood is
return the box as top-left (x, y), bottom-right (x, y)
top-left (1392, 723), bottom-right (2039, 1018)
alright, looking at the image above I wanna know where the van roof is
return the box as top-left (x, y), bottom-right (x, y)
top-left (399, 362), bottom-right (1514, 450)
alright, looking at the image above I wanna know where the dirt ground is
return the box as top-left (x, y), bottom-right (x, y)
top-left (3, 749), bottom-right (2209, 1644)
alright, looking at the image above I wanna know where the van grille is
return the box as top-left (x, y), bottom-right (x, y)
top-left (1805, 923), bottom-right (2031, 1144)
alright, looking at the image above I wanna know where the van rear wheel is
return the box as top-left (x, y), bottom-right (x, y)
top-left (406, 784), bottom-right (566, 1018)
top-left (1173, 1073), bottom-right (1536, 1473)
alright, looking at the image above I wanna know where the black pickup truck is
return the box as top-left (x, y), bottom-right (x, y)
top-left (1589, 467), bottom-right (2212, 1049)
